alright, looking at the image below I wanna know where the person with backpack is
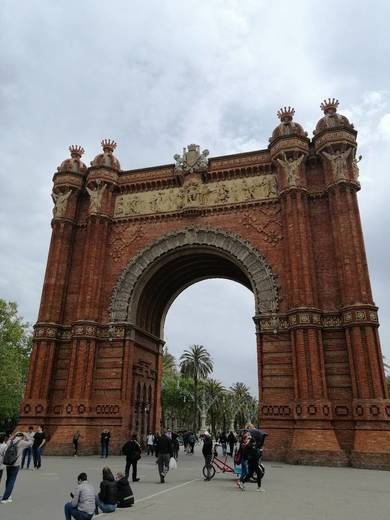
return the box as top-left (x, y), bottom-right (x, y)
top-left (1, 431), bottom-right (33, 503)
top-left (121, 434), bottom-right (141, 482)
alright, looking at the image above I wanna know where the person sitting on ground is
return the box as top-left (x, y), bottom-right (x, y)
top-left (95, 466), bottom-right (117, 515)
top-left (64, 472), bottom-right (95, 520)
top-left (115, 471), bottom-right (134, 508)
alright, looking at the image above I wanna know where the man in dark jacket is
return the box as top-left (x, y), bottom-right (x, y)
top-left (156, 431), bottom-right (173, 483)
top-left (122, 434), bottom-right (141, 482)
top-left (202, 431), bottom-right (213, 481)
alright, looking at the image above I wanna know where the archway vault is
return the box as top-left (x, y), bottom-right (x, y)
top-left (110, 227), bottom-right (279, 337)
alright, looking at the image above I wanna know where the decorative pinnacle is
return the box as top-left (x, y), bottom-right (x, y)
top-left (277, 106), bottom-right (295, 121)
top-left (320, 98), bottom-right (339, 114)
top-left (69, 145), bottom-right (85, 158)
top-left (101, 139), bottom-right (117, 153)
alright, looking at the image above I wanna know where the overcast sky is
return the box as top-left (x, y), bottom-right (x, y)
top-left (1, 1), bottom-right (389, 395)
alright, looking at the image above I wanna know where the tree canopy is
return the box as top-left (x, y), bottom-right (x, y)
top-left (0, 299), bottom-right (32, 424)
top-left (162, 344), bottom-right (257, 433)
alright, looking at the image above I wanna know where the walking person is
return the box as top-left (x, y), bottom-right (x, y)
top-left (100, 430), bottom-right (110, 458)
top-left (0, 433), bottom-right (8, 484)
top-left (245, 437), bottom-right (264, 491)
top-left (1, 431), bottom-right (33, 503)
top-left (72, 431), bottom-right (81, 457)
top-left (64, 472), bottom-right (95, 520)
top-left (236, 433), bottom-right (250, 491)
top-left (156, 431), bottom-right (173, 483)
top-left (21, 426), bottom-right (34, 469)
top-left (227, 431), bottom-right (236, 456)
top-left (172, 433), bottom-right (180, 460)
top-left (146, 432), bottom-right (154, 455)
top-left (121, 434), bottom-right (141, 482)
top-left (202, 431), bottom-right (213, 481)
top-left (32, 425), bottom-right (46, 469)
top-left (219, 431), bottom-right (228, 456)
top-left (115, 471), bottom-right (134, 508)
top-left (188, 432), bottom-right (195, 454)
top-left (94, 466), bottom-right (117, 515)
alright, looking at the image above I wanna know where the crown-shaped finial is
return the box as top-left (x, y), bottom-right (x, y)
top-left (69, 145), bottom-right (85, 158)
top-left (320, 98), bottom-right (339, 114)
top-left (101, 139), bottom-right (117, 153)
top-left (277, 106), bottom-right (295, 121)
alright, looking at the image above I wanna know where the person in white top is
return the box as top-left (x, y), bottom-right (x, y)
top-left (21, 426), bottom-right (34, 469)
top-left (146, 432), bottom-right (155, 455)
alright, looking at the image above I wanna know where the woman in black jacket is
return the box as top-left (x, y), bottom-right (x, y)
top-left (116, 471), bottom-right (134, 508)
top-left (95, 466), bottom-right (117, 514)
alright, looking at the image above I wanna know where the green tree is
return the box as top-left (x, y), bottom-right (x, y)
top-left (0, 299), bottom-right (32, 423)
top-left (202, 378), bottom-right (225, 435)
top-left (229, 382), bottom-right (253, 428)
top-left (180, 344), bottom-right (214, 431)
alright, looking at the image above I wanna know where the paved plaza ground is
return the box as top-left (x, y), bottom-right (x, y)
top-left (1, 449), bottom-right (390, 520)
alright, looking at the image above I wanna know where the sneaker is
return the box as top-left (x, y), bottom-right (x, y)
top-left (1, 498), bottom-right (12, 504)
top-left (133, 478), bottom-right (140, 482)
top-left (257, 487), bottom-right (265, 492)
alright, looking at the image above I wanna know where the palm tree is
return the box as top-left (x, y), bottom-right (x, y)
top-left (229, 382), bottom-right (252, 428)
top-left (179, 344), bottom-right (214, 431)
top-left (202, 378), bottom-right (225, 435)
top-left (163, 346), bottom-right (177, 375)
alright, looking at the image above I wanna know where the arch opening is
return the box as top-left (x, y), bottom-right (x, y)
top-left (110, 227), bottom-right (279, 338)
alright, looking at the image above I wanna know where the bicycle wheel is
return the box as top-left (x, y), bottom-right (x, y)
top-left (202, 464), bottom-right (216, 480)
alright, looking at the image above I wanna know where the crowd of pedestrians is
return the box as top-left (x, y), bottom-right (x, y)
top-left (0, 423), bottom-right (266, 516)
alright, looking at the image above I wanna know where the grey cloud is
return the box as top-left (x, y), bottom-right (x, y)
top-left (1, 0), bottom-right (390, 391)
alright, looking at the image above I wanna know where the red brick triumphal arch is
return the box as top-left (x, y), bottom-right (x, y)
top-left (20, 100), bottom-right (390, 468)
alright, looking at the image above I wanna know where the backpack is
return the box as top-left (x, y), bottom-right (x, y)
top-left (3, 440), bottom-right (19, 466)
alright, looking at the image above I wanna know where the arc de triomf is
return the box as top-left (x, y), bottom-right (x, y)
top-left (20, 99), bottom-right (390, 468)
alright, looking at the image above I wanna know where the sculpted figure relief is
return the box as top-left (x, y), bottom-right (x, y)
top-left (52, 190), bottom-right (72, 218)
top-left (322, 148), bottom-right (351, 180)
top-left (352, 155), bottom-right (362, 180)
top-left (114, 175), bottom-right (278, 217)
top-left (87, 182), bottom-right (107, 213)
top-left (276, 152), bottom-right (304, 186)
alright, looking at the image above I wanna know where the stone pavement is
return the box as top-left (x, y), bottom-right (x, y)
top-left (1, 449), bottom-right (390, 520)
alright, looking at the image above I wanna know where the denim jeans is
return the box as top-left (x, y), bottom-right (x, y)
top-left (64, 502), bottom-right (93, 520)
top-left (95, 495), bottom-right (116, 513)
top-left (100, 444), bottom-right (108, 458)
top-left (33, 446), bottom-right (42, 468)
top-left (21, 446), bottom-right (32, 468)
top-left (2, 465), bottom-right (20, 500)
top-left (240, 460), bottom-right (248, 483)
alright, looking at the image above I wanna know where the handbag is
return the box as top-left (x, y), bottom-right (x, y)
top-left (169, 456), bottom-right (177, 470)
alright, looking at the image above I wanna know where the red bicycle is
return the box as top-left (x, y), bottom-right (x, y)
top-left (202, 444), bottom-right (239, 480)
top-left (202, 443), bottom-right (265, 481)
